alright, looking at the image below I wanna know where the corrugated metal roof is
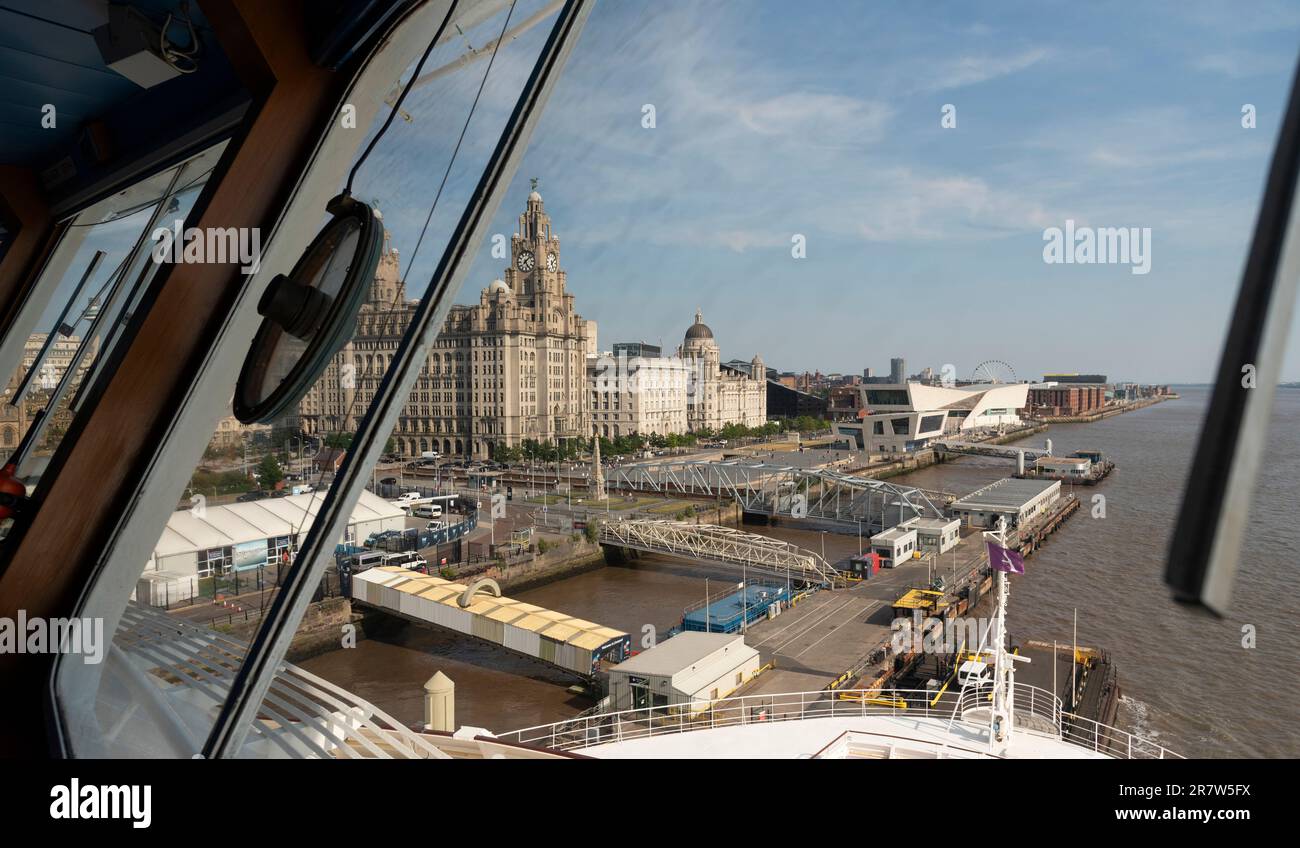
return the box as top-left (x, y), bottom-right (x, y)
top-left (569, 631), bottom-right (616, 651)
top-left (355, 567), bottom-right (628, 650)
top-left (540, 622), bottom-right (580, 641)
top-left (950, 477), bottom-right (1059, 511)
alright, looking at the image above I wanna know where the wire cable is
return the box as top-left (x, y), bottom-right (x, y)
top-left (289, 1), bottom-right (520, 544)
top-left (346, 1), bottom-right (462, 195)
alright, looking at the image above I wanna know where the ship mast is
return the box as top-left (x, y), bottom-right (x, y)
top-left (988, 516), bottom-right (1019, 755)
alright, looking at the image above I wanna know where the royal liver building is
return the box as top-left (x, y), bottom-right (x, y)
top-left (297, 189), bottom-right (592, 459)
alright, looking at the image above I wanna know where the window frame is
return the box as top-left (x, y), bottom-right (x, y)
top-left (47, 0), bottom-right (593, 759)
top-left (1165, 58), bottom-right (1300, 615)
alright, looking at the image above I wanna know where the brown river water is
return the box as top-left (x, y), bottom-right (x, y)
top-left (301, 387), bottom-right (1300, 756)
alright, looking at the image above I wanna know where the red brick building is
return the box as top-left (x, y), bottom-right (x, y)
top-left (1026, 385), bottom-right (1106, 416)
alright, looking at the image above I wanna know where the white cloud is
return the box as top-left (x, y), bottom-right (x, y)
top-left (919, 47), bottom-right (1053, 92)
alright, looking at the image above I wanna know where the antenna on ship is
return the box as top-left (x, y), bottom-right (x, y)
top-left (984, 515), bottom-right (1033, 755)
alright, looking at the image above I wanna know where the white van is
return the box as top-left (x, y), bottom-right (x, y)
top-left (383, 552), bottom-right (427, 570)
top-left (412, 503), bottom-right (443, 519)
top-left (352, 551), bottom-right (384, 572)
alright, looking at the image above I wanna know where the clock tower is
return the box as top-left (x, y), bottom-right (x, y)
top-left (507, 180), bottom-right (563, 306)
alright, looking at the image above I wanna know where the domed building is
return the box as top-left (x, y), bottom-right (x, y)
top-left (677, 309), bottom-right (766, 432)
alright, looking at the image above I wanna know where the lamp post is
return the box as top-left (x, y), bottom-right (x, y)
top-left (741, 561), bottom-right (748, 633)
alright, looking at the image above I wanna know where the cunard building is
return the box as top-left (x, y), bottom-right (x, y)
top-left (297, 188), bottom-right (592, 459)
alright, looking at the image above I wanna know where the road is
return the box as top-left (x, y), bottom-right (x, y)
top-left (736, 527), bottom-right (990, 696)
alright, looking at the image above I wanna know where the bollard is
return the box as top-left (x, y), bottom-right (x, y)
top-left (423, 671), bottom-right (455, 733)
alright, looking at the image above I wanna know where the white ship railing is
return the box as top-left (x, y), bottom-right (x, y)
top-left (495, 684), bottom-right (1182, 759)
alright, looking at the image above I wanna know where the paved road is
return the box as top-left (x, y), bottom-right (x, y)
top-left (736, 528), bottom-right (991, 696)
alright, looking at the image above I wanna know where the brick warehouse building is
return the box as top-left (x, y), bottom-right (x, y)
top-left (1026, 384), bottom-right (1106, 416)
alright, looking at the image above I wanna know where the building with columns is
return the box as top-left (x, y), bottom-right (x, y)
top-left (588, 351), bottom-right (690, 438)
top-left (297, 189), bottom-right (592, 459)
top-left (677, 310), bottom-right (766, 431)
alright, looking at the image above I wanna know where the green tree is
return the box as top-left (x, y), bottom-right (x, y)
top-left (257, 454), bottom-right (285, 490)
top-left (324, 432), bottom-right (354, 450)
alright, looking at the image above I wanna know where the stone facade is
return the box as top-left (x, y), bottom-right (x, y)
top-left (677, 310), bottom-right (766, 431)
top-left (588, 352), bottom-right (690, 438)
top-left (298, 191), bottom-right (592, 459)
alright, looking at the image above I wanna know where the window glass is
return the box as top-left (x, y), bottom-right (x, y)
top-left (0, 143), bottom-right (224, 500)
top-left (49, 1), bottom-right (1300, 760)
top-left (58, 0), bottom-right (565, 758)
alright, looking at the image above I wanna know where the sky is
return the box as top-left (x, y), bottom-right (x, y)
top-left (53, 0), bottom-right (1300, 386)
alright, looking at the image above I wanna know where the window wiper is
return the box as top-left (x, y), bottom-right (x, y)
top-left (1165, 58), bottom-right (1300, 615)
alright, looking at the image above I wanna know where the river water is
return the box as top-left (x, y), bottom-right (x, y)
top-left (891, 388), bottom-right (1300, 758)
top-left (301, 387), bottom-right (1299, 756)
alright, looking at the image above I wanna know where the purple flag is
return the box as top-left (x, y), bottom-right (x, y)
top-left (986, 541), bottom-right (1025, 574)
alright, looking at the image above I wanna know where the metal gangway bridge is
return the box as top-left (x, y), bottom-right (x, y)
top-left (599, 519), bottom-right (841, 585)
top-left (932, 438), bottom-right (1053, 472)
top-left (604, 459), bottom-right (953, 533)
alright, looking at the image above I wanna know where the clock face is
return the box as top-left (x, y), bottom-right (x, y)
top-left (546, 252), bottom-right (558, 272)
top-left (517, 250), bottom-right (535, 272)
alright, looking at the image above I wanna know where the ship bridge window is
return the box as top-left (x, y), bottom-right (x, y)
top-left (0, 144), bottom-right (224, 498)
top-left (3, 0), bottom-right (1296, 764)
top-left (37, 0), bottom-right (577, 759)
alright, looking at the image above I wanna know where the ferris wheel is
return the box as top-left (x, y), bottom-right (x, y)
top-left (968, 360), bottom-right (1019, 384)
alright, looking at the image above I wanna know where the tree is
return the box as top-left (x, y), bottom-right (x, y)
top-left (324, 432), bottom-right (354, 450)
top-left (257, 454), bottom-right (285, 490)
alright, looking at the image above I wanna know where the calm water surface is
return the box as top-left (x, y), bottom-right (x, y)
top-left (304, 387), bottom-right (1300, 756)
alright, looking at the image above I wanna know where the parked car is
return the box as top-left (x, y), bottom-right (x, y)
top-left (236, 491), bottom-right (267, 502)
top-left (364, 530), bottom-right (402, 547)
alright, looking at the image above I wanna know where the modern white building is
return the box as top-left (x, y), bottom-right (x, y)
top-left (869, 526), bottom-right (918, 568)
top-left (833, 381), bottom-right (1033, 454)
top-left (137, 490), bottom-right (406, 603)
top-left (948, 478), bottom-right (1061, 529)
top-left (607, 632), bottom-right (760, 713)
top-left (1034, 456), bottom-right (1092, 478)
top-left (908, 517), bottom-right (962, 555)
